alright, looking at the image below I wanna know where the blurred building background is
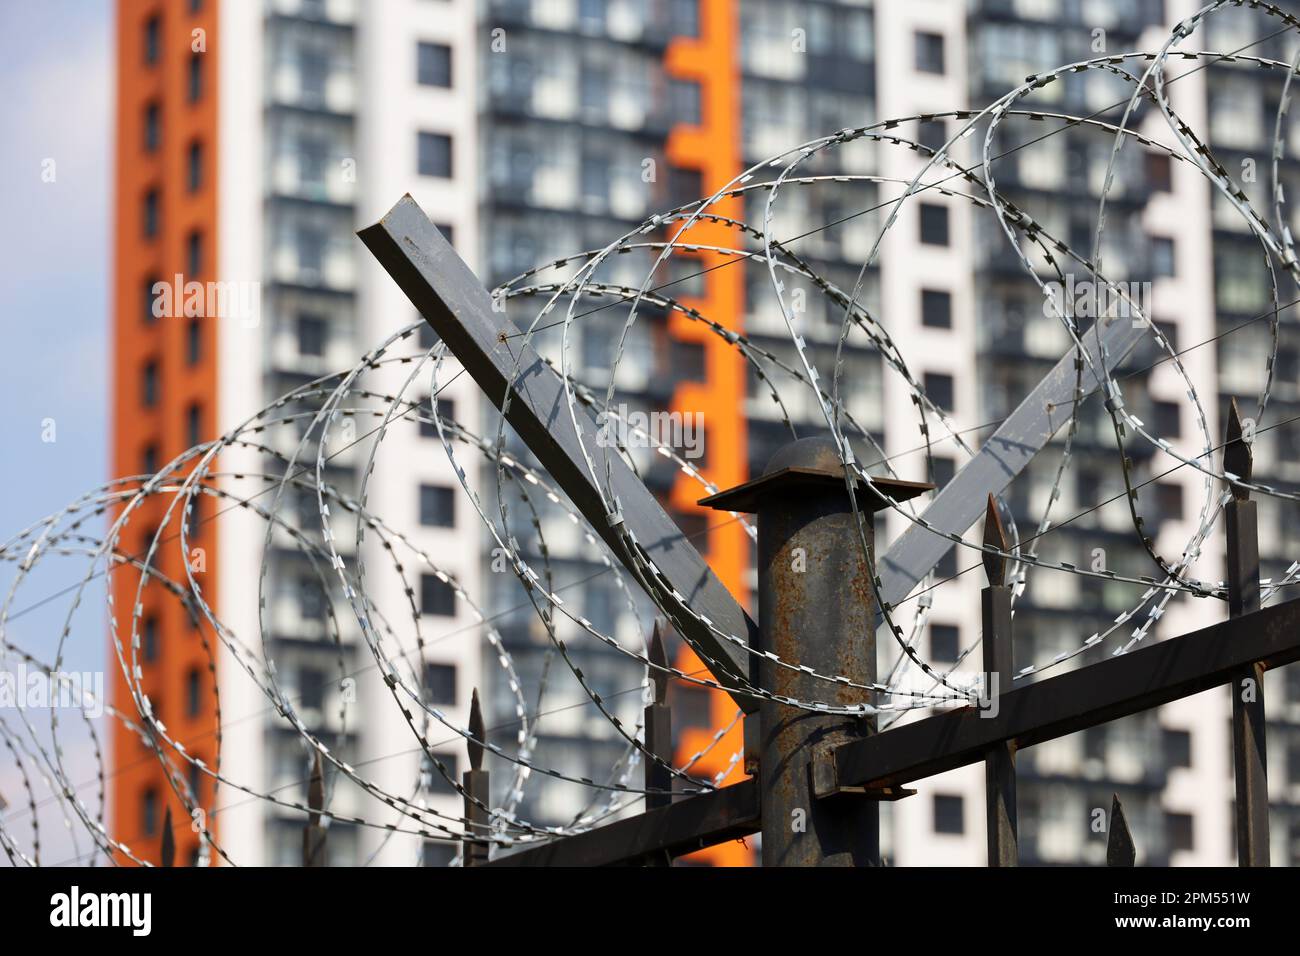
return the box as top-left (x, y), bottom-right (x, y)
top-left (111, 0), bottom-right (1300, 866)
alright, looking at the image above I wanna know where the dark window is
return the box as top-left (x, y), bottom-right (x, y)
top-left (917, 119), bottom-right (948, 154)
top-left (188, 53), bottom-right (204, 102)
top-left (670, 78), bottom-right (702, 125)
top-left (417, 42), bottom-right (452, 87)
top-left (1154, 481), bottom-right (1183, 523)
top-left (142, 789), bottom-right (159, 836)
top-left (419, 484), bottom-right (456, 528)
top-left (434, 222), bottom-right (454, 248)
top-left (933, 793), bottom-right (964, 834)
top-left (186, 669), bottom-right (202, 717)
top-left (189, 0), bottom-right (203, 11)
top-left (143, 189), bottom-right (160, 238)
top-left (186, 403), bottom-right (202, 447)
top-left (931, 624), bottom-right (960, 663)
top-left (420, 752), bottom-right (459, 794)
top-left (144, 15), bottom-right (161, 66)
top-left (143, 616), bottom-right (160, 662)
top-left (418, 320), bottom-right (441, 350)
top-left (188, 141), bottom-right (203, 191)
top-left (1146, 151), bottom-right (1172, 192)
top-left (187, 230), bottom-right (203, 277)
top-left (1153, 400), bottom-right (1180, 438)
top-left (297, 313), bottom-right (327, 356)
top-left (1152, 236), bottom-right (1175, 277)
top-left (932, 455), bottom-right (956, 489)
top-left (300, 48), bottom-right (329, 105)
top-left (142, 360), bottom-right (159, 407)
top-left (669, 0), bottom-right (699, 38)
top-left (420, 397), bottom-right (455, 438)
top-left (186, 319), bottom-right (201, 365)
top-left (142, 443), bottom-right (158, 475)
top-left (188, 760), bottom-right (203, 803)
top-left (915, 31), bottom-right (945, 74)
top-left (300, 667), bottom-right (326, 711)
top-left (1167, 812), bottom-right (1194, 853)
top-left (1289, 740), bottom-right (1300, 785)
top-left (420, 573), bottom-right (456, 617)
top-left (921, 289), bottom-right (952, 329)
top-left (920, 203), bottom-right (950, 246)
top-left (418, 131), bottom-right (453, 178)
top-left (1154, 320), bottom-right (1178, 351)
top-left (1164, 727), bottom-right (1192, 768)
top-left (423, 662), bottom-right (456, 705)
top-left (144, 102), bottom-right (161, 151)
top-left (923, 372), bottom-right (955, 411)
top-left (299, 577), bottom-right (325, 620)
top-left (423, 841), bottom-right (457, 867)
top-left (145, 276), bottom-right (161, 323)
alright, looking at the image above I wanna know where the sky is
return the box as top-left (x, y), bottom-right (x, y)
top-left (0, 0), bottom-right (112, 863)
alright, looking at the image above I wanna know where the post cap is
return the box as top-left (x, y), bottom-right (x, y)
top-left (698, 436), bottom-right (933, 514)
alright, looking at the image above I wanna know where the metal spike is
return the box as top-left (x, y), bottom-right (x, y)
top-left (982, 494), bottom-right (1009, 588)
top-left (1224, 398), bottom-right (1253, 501)
top-left (160, 804), bottom-right (175, 868)
top-left (649, 621), bottom-right (669, 705)
top-left (1106, 793), bottom-right (1136, 866)
top-left (468, 688), bottom-right (485, 772)
top-left (307, 750), bottom-right (324, 825)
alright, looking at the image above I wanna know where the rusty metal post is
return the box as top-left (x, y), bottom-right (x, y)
top-left (980, 496), bottom-right (1017, 866)
top-left (160, 804), bottom-right (175, 868)
top-left (303, 750), bottom-right (327, 866)
top-left (701, 437), bottom-right (931, 866)
top-left (643, 623), bottom-right (675, 866)
top-left (462, 688), bottom-right (491, 867)
top-left (1224, 400), bottom-right (1269, 866)
top-left (1106, 793), bottom-right (1136, 866)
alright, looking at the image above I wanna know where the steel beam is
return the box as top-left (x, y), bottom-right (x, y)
top-left (831, 597), bottom-right (1300, 790)
top-left (359, 195), bottom-right (759, 710)
top-left (483, 780), bottom-right (760, 867)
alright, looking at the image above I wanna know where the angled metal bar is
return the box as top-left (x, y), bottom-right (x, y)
top-left (832, 597), bottom-right (1300, 790)
top-left (359, 195), bottom-right (759, 710)
top-left (483, 779), bottom-right (760, 867)
top-left (877, 317), bottom-right (1148, 610)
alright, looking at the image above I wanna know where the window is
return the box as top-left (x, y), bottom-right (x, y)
top-left (299, 577), bottom-right (325, 620)
top-left (920, 203), bottom-right (950, 246)
top-left (434, 222), bottom-right (455, 249)
top-left (300, 48), bottom-right (330, 106)
top-left (296, 224), bottom-right (326, 279)
top-left (420, 397), bottom-right (455, 438)
top-left (145, 276), bottom-right (161, 324)
top-left (921, 289), bottom-right (952, 329)
top-left (417, 42), bottom-right (452, 87)
top-left (670, 0), bottom-right (699, 37)
top-left (297, 313), bottom-right (327, 356)
top-left (143, 189), bottom-right (160, 239)
top-left (142, 789), bottom-right (159, 836)
top-left (144, 102), bottom-right (161, 151)
top-left (1154, 481), bottom-right (1183, 523)
top-left (186, 669), bottom-right (202, 717)
top-left (1290, 740), bottom-right (1300, 785)
top-left (930, 624), bottom-right (960, 663)
top-left (186, 403), bottom-right (202, 447)
top-left (423, 662), bottom-right (456, 705)
top-left (923, 372), bottom-right (955, 411)
top-left (187, 230), bottom-right (203, 277)
top-left (142, 444), bottom-right (158, 476)
top-left (933, 793), bottom-right (964, 834)
top-left (1153, 400), bottom-right (1180, 438)
top-left (142, 360), bottom-right (159, 407)
top-left (420, 752), bottom-right (459, 794)
top-left (1152, 236), bottom-right (1175, 277)
top-left (143, 616), bottom-right (160, 662)
top-left (144, 14), bottom-right (161, 66)
top-left (423, 841), bottom-right (457, 867)
top-left (1146, 151), bottom-right (1172, 192)
top-left (1164, 727), bottom-right (1192, 768)
top-left (188, 53), bottom-right (204, 102)
top-left (420, 573), bottom-right (456, 617)
top-left (917, 119), bottom-right (948, 154)
top-left (186, 319), bottom-right (201, 365)
top-left (300, 667), bottom-right (326, 711)
top-left (418, 320), bottom-right (441, 350)
top-left (915, 31), bottom-right (946, 75)
top-left (418, 131), bottom-right (453, 178)
top-left (419, 484), bottom-right (456, 528)
top-left (1167, 812), bottom-right (1194, 853)
top-left (670, 78), bottom-right (702, 125)
top-left (187, 141), bottom-right (203, 192)
top-left (578, 0), bottom-right (607, 31)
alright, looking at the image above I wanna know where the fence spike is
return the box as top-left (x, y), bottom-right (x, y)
top-left (649, 621), bottom-right (668, 706)
top-left (308, 750), bottom-right (324, 824)
top-left (1224, 397), bottom-right (1253, 500)
top-left (1106, 793), bottom-right (1135, 866)
top-left (160, 804), bottom-right (175, 868)
top-left (468, 688), bottom-right (485, 772)
top-left (982, 494), bottom-right (1009, 588)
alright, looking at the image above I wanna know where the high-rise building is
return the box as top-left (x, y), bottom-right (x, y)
top-left (111, 0), bottom-right (1300, 866)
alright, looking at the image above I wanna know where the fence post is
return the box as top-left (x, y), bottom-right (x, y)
top-left (303, 750), bottom-right (327, 866)
top-left (1106, 793), bottom-right (1135, 867)
top-left (642, 623), bottom-right (675, 866)
top-left (981, 495), bottom-right (1017, 866)
top-left (160, 804), bottom-right (175, 868)
top-left (702, 436), bottom-right (931, 866)
top-left (1224, 399), bottom-right (1270, 866)
top-left (462, 688), bottom-right (491, 867)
